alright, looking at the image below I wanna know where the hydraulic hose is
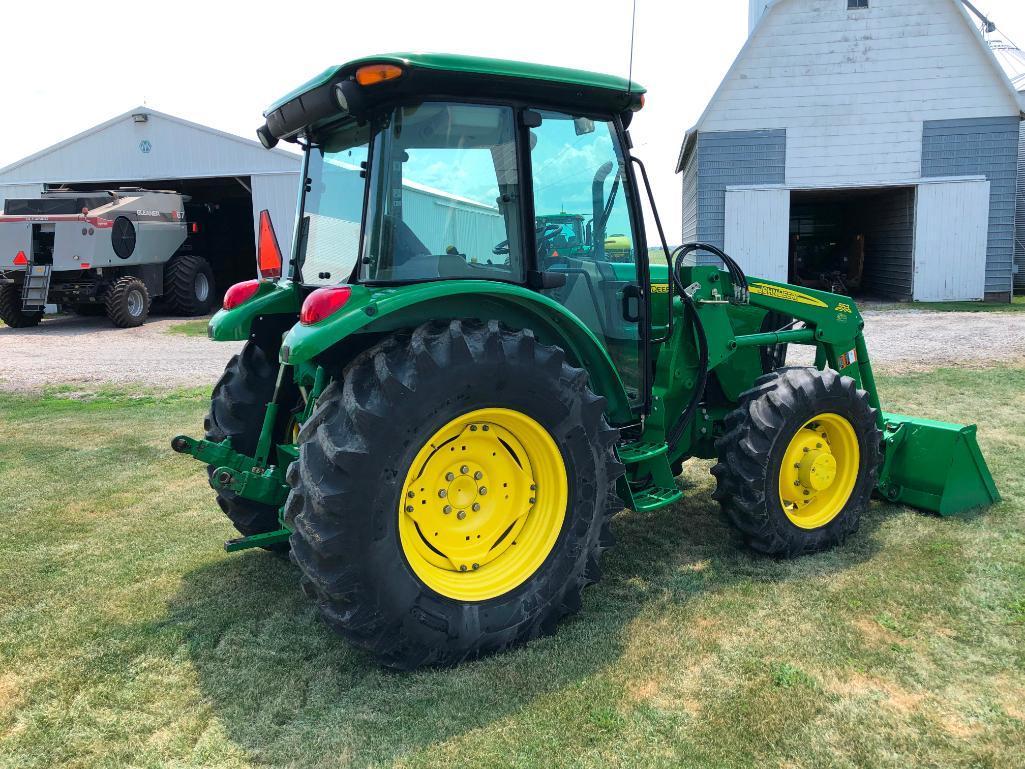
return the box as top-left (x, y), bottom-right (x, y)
top-left (666, 245), bottom-right (711, 451)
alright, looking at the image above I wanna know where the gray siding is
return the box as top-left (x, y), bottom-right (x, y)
top-left (1016, 120), bottom-right (1025, 292)
top-left (922, 116), bottom-right (1020, 297)
top-left (695, 129), bottom-right (787, 249)
top-left (680, 145), bottom-right (698, 244)
top-left (861, 188), bottom-right (917, 301)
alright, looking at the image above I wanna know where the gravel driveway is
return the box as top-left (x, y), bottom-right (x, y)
top-left (0, 309), bottom-right (1022, 393)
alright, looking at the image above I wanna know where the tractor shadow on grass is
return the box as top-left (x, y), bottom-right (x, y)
top-left (161, 476), bottom-right (888, 766)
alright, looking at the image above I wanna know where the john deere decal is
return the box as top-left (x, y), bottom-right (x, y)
top-left (748, 283), bottom-right (828, 308)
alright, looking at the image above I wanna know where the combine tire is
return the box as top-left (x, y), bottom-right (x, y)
top-left (205, 341), bottom-right (299, 550)
top-left (285, 320), bottom-right (624, 669)
top-left (164, 254), bottom-right (215, 316)
top-left (712, 367), bottom-right (881, 557)
top-left (0, 284), bottom-right (42, 328)
top-left (105, 276), bottom-right (150, 328)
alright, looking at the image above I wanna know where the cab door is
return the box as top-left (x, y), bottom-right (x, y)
top-left (527, 111), bottom-right (647, 406)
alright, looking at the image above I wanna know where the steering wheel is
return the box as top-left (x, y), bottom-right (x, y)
top-left (492, 223), bottom-right (563, 256)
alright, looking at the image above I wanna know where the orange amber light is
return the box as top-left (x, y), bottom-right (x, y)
top-left (355, 64), bottom-right (404, 86)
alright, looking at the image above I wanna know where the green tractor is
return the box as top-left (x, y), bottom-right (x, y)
top-left (173, 54), bottom-right (999, 669)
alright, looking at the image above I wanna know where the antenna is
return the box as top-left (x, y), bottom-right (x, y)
top-left (626, 0), bottom-right (638, 95)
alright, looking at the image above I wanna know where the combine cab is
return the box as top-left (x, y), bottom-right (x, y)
top-left (0, 189), bottom-right (216, 328)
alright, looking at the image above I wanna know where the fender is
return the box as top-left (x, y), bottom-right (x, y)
top-left (208, 281), bottom-right (301, 342)
top-left (281, 280), bottom-right (635, 424)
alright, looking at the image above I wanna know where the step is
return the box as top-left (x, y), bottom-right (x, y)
top-left (617, 440), bottom-right (669, 464)
top-left (629, 485), bottom-right (684, 512)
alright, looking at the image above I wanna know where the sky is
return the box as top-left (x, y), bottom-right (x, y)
top-left (2, 0), bottom-right (1024, 240)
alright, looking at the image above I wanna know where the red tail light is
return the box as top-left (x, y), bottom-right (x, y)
top-left (223, 279), bottom-right (262, 310)
top-left (300, 286), bottom-right (352, 325)
top-left (257, 209), bottom-right (282, 279)
top-left (13, 251), bottom-right (28, 266)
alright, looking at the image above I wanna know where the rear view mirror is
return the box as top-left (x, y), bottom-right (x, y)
top-left (573, 117), bottom-right (595, 136)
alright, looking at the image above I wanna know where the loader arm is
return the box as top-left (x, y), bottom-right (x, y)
top-left (645, 270), bottom-right (999, 517)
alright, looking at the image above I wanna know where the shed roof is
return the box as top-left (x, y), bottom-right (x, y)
top-left (0, 107), bottom-right (300, 185)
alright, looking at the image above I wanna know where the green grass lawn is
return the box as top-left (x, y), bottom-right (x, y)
top-left (1, 369), bottom-right (1023, 768)
top-left (869, 295), bottom-right (1025, 313)
top-left (165, 319), bottom-right (211, 337)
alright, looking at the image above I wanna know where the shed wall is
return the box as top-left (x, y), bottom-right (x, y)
top-left (861, 188), bottom-right (917, 300)
top-left (922, 116), bottom-right (1020, 297)
top-left (251, 173), bottom-right (301, 258)
top-left (0, 184), bottom-right (44, 212)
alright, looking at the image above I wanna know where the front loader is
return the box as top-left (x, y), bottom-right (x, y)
top-left (173, 54), bottom-right (999, 669)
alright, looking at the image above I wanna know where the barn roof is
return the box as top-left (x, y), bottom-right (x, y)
top-left (677, 0), bottom-right (1025, 172)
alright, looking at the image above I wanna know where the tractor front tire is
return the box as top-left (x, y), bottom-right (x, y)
top-left (164, 254), bottom-right (216, 316)
top-left (285, 320), bottom-right (624, 669)
top-left (712, 366), bottom-right (881, 557)
top-left (205, 341), bottom-right (297, 550)
top-left (105, 276), bottom-right (150, 328)
top-left (0, 284), bottom-right (42, 328)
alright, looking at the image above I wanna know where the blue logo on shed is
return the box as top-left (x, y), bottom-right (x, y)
top-left (139, 140), bottom-right (152, 154)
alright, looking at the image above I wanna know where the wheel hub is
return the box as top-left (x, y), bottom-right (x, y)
top-left (778, 414), bottom-right (859, 530)
top-left (398, 408), bottom-right (567, 601)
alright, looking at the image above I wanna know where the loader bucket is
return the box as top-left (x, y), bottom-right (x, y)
top-left (877, 413), bottom-right (1000, 516)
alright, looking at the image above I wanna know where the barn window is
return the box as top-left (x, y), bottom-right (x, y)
top-left (848, 0), bottom-right (868, 8)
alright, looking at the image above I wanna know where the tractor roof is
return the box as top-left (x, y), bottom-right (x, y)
top-left (263, 53), bottom-right (645, 142)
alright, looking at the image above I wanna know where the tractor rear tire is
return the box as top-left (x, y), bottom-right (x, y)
top-left (164, 254), bottom-right (216, 316)
top-left (0, 284), bottom-right (42, 328)
top-left (205, 341), bottom-right (298, 551)
top-left (711, 366), bottom-right (881, 557)
top-left (285, 320), bottom-right (624, 669)
top-left (105, 276), bottom-right (150, 328)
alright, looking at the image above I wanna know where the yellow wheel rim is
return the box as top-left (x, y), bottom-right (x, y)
top-left (398, 408), bottom-right (568, 602)
top-left (778, 413), bottom-right (860, 530)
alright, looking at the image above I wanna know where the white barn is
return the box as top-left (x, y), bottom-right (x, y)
top-left (678, 0), bottom-right (1025, 302)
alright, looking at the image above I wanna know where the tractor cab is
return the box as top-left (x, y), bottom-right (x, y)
top-left (255, 54), bottom-right (652, 403)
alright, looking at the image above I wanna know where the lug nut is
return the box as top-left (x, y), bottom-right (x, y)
top-left (461, 465), bottom-right (469, 474)
top-left (479, 487), bottom-right (487, 495)
top-left (473, 471), bottom-right (483, 480)
top-left (472, 503), bottom-right (480, 512)
top-left (443, 505), bottom-right (452, 514)
top-left (438, 489), bottom-right (447, 498)
top-left (530, 484), bottom-right (536, 491)
top-left (482, 425), bottom-right (489, 431)
top-left (405, 505), bottom-right (414, 512)
top-left (460, 565), bottom-right (467, 572)
top-left (470, 425), bottom-right (478, 432)
top-left (472, 563), bottom-right (480, 570)
top-left (407, 490), bottom-right (415, 498)
top-left (794, 481), bottom-right (800, 487)
top-left (446, 472), bottom-right (455, 481)
top-left (529, 497), bottom-right (536, 504)
top-left (457, 511), bottom-right (467, 520)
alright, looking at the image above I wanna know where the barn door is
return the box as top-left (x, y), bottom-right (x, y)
top-left (725, 188), bottom-right (790, 281)
top-left (913, 180), bottom-right (990, 301)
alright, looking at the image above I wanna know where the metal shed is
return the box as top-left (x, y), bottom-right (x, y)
top-left (0, 108), bottom-right (302, 295)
